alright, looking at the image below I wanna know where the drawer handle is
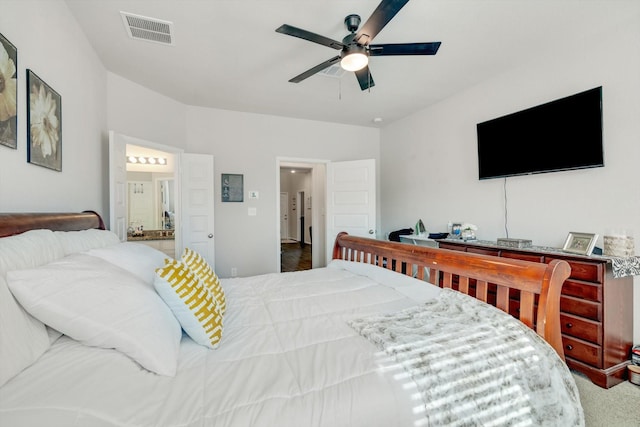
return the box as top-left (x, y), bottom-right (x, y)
top-left (566, 345), bottom-right (574, 351)
top-left (565, 323), bottom-right (573, 329)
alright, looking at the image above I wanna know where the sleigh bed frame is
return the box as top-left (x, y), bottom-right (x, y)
top-left (332, 231), bottom-right (571, 359)
top-left (0, 212), bottom-right (571, 359)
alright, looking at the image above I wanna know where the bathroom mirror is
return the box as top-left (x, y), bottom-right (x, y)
top-left (127, 172), bottom-right (174, 231)
top-left (159, 178), bottom-right (175, 230)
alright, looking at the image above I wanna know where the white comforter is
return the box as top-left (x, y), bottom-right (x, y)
top-left (0, 260), bottom-right (581, 427)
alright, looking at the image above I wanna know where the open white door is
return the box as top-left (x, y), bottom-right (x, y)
top-left (108, 131), bottom-right (128, 241)
top-left (280, 193), bottom-right (289, 239)
top-left (326, 159), bottom-right (376, 261)
top-left (180, 153), bottom-right (215, 268)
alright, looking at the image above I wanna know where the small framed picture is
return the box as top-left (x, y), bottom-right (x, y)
top-left (563, 232), bottom-right (598, 256)
top-left (451, 223), bottom-right (462, 237)
top-left (221, 173), bottom-right (243, 202)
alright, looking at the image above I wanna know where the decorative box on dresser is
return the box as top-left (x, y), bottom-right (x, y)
top-left (436, 239), bottom-right (634, 389)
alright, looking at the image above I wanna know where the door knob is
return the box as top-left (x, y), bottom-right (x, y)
top-left (208, 234), bottom-right (213, 238)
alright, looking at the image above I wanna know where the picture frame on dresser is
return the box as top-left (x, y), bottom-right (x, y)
top-left (563, 232), bottom-right (598, 256)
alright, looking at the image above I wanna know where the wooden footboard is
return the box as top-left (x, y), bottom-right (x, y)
top-left (332, 232), bottom-right (571, 360)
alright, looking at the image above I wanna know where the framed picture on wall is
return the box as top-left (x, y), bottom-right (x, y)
top-left (0, 32), bottom-right (18, 149)
top-left (27, 69), bottom-right (62, 171)
top-left (221, 173), bottom-right (243, 202)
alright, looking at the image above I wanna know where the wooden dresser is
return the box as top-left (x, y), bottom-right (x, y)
top-left (436, 239), bottom-right (634, 388)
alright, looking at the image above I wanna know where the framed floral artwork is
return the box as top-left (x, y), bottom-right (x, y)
top-left (0, 32), bottom-right (18, 149)
top-left (27, 69), bottom-right (62, 171)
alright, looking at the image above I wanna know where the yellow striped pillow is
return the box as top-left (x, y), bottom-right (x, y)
top-left (181, 248), bottom-right (226, 315)
top-left (154, 260), bottom-right (223, 349)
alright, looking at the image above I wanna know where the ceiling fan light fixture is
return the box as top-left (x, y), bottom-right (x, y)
top-left (341, 51), bottom-right (368, 71)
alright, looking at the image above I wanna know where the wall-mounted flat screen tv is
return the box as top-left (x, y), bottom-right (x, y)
top-left (477, 86), bottom-right (603, 180)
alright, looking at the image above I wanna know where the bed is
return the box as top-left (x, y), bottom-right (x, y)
top-left (0, 211), bottom-right (584, 426)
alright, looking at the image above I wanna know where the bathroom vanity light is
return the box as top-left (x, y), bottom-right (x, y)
top-left (127, 156), bottom-right (167, 165)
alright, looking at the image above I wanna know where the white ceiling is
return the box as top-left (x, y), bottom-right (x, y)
top-left (65, 0), bottom-right (636, 128)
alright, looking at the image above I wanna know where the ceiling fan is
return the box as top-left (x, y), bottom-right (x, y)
top-left (275, 0), bottom-right (441, 91)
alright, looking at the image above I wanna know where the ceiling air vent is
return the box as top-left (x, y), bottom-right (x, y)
top-left (120, 11), bottom-right (174, 46)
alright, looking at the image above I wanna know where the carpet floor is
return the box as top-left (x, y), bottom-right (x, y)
top-left (572, 371), bottom-right (640, 426)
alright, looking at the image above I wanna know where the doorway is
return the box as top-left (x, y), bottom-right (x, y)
top-left (109, 132), bottom-right (216, 269)
top-left (278, 160), bottom-right (324, 272)
top-left (276, 158), bottom-right (376, 273)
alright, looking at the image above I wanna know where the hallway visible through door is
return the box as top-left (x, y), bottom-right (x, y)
top-left (279, 163), bottom-right (314, 272)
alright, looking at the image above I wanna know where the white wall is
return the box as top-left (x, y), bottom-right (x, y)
top-left (0, 0), bottom-right (107, 214)
top-left (379, 14), bottom-right (640, 343)
top-left (105, 74), bottom-right (379, 278)
top-left (106, 73), bottom-right (186, 149)
top-left (185, 106), bottom-right (380, 278)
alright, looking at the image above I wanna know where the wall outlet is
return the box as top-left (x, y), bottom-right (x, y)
top-left (231, 267), bottom-right (237, 277)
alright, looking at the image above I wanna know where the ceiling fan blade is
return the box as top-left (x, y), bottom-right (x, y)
top-left (355, 0), bottom-right (410, 45)
top-left (276, 24), bottom-right (345, 50)
top-left (354, 66), bottom-right (375, 91)
top-left (369, 42), bottom-right (441, 56)
top-left (289, 56), bottom-right (341, 83)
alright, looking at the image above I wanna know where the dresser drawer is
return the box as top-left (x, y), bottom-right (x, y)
top-left (501, 251), bottom-right (545, 263)
top-left (467, 247), bottom-right (500, 256)
top-left (563, 335), bottom-right (602, 367)
top-left (560, 295), bottom-right (601, 321)
top-left (438, 243), bottom-right (465, 252)
top-left (561, 279), bottom-right (602, 302)
top-left (548, 258), bottom-right (604, 283)
top-left (560, 313), bottom-right (601, 344)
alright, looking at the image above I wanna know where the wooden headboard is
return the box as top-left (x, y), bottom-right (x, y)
top-left (332, 232), bottom-right (571, 360)
top-left (0, 211), bottom-right (105, 238)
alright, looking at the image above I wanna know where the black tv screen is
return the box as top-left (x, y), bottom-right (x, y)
top-left (477, 87), bottom-right (603, 180)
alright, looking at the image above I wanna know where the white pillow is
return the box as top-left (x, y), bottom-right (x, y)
top-left (0, 229), bottom-right (63, 387)
top-left (0, 229), bottom-right (64, 276)
top-left (0, 277), bottom-right (50, 387)
top-left (86, 242), bottom-right (169, 285)
top-left (7, 253), bottom-right (182, 376)
top-left (54, 229), bottom-right (121, 255)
